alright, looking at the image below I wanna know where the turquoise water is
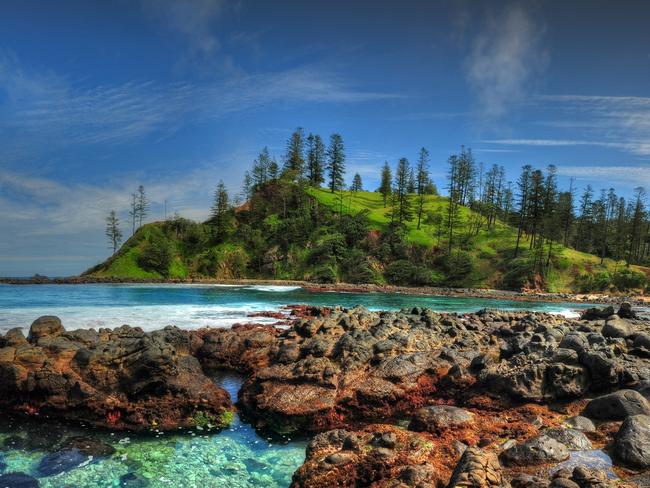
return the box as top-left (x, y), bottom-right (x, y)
top-left (0, 283), bottom-right (593, 333)
top-left (0, 283), bottom-right (595, 487)
top-left (0, 372), bottom-right (307, 488)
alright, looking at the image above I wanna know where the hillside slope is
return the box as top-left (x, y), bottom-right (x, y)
top-left (85, 183), bottom-right (648, 293)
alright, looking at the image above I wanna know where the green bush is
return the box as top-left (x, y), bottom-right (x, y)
top-left (500, 257), bottom-right (535, 290)
top-left (384, 260), bottom-right (440, 286)
top-left (340, 250), bottom-right (376, 284)
top-left (307, 234), bottom-right (347, 265)
top-left (575, 271), bottom-right (611, 292)
top-left (312, 265), bottom-right (337, 283)
top-left (612, 269), bottom-right (647, 291)
top-left (437, 250), bottom-right (474, 286)
top-left (138, 235), bottom-right (173, 275)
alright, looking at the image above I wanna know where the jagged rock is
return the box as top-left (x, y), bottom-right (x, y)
top-left (409, 405), bottom-right (474, 432)
top-left (612, 414), bottom-right (650, 468)
top-left (446, 447), bottom-right (510, 487)
top-left (563, 416), bottom-right (596, 432)
top-left (510, 473), bottom-right (548, 488)
top-left (0, 472), bottom-right (39, 488)
top-left (500, 435), bottom-right (569, 466)
top-left (543, 428), bottom-right (592, 450)
top-left (570, 466), bottom-right (615, 487)
top-left (583, 390), bottom-right (650, 420)
top-left (635, 379), bottom-right (650, 400)
top-left (601, 315), bottom-right (632, 339)
top-left (0, 318), bottom-right (233, 431)
top-left (617, 302), bottom-right (636, 319)
top-left (581, 307), bottom-right (615, 321)
top-left (290, 426), bottom-right (446, 488)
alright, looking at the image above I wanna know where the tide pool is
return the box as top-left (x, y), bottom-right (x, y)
top-left (0, 372), bottom-right (307, 488)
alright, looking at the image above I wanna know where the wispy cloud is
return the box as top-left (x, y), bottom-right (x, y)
top-left (557, 165), bottom-right (650, 189)
top-left (140, 0), bottom-right (228, 72)
top-left (0, 53), bottom-right (400, 152)
top-left (0, 162), bottom-right (249, 275)
top-left (463, 3), bottom-right (547, 118)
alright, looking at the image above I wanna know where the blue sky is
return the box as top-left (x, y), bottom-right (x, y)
top-left (1, 0), bottom-right (650, 276)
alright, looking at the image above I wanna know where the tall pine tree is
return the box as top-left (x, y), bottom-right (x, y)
top-left (306, 133), bottom-right (325, 186)
top-left (326, 133), bottom-right (345, 192)
top-left (379, 161), bottom-right (392, 208)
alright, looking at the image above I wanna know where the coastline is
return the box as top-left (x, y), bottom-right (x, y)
top-left (0, 275), bottom-right (640, 305)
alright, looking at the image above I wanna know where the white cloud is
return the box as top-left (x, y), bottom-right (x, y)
top-left (557, 165), bottom-right (650, 189)
top-left (464, 3), bottom-right (547, 118)
top-left (0, 53), bottom-right (400, 152)
top-left (140, 0), bottom-right (225, 68)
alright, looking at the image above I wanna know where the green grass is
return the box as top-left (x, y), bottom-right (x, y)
top-left (308, 187), bottom-right (646, 291)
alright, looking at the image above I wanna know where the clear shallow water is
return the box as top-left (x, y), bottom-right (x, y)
top-left (0, 283), bottom-right (596, 487)
top-left (0, 283), bottom-right (593, 333)
top-left (0, 372), bottom-right (307, 488)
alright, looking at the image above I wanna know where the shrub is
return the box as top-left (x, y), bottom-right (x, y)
top-left (575, 271), bottom-right (611, 292)
top-left (138, 235), bottom-right (173, 275)
top-left (384, 260), bottom-right (440, 286)
top-left (436, 250), bottom-right (474, 286)
top-left (500, 257), bottom-right (535, 290)
top-left (312, 265), bottom-right (337, 283)
top-left (612, 269), bottom-right (647, 291)
top-left (307, 234), bottom-right (347, 265)
top-left (340, 250), bottom-right (376, 284)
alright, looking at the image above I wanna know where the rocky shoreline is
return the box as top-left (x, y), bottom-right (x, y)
top-left (0, 276), bottom-right (641, 306)
top-left (2, 304), bottom-right (650, 486)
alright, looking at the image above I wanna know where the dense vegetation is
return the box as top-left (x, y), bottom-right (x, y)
top-left (92, 129), bottom-right (650, 293)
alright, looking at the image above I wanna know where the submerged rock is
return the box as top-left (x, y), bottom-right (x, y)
top-left (36, 448), bottom-right (88, 477)
top-left (0, 472), bottom-right (39, 488)
top-left (119, 472), bottom-right (149, 487)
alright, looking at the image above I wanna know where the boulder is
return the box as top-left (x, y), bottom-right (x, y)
top-left (409, 405), bottom-right (474, 432)
top-left (562, 416), bottom-right (596, 432)
top-left (612, 414), bottom-right (650, 468)
top-left (500, 435), bottom-right (569, 466)
top-left (583, 390), bottom-right (650, 420)
top-left (635, 379), bottom-right (650, 401)
top-left (601, 315), bottom-right (632, 339)
top-left (581, 307), bottom-right (615, 321)
top-left (543, 428), bottom-right (592, 450)
top-left (446, 447), bottom-right (510, 488)
top-left (27, 316), bottom-right (63, 342)
top-left (617, 302), bottom-right (636, 319)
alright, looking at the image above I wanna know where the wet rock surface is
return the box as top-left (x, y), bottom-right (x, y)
top-left (3, 305), bottom-right (650, 486)
top-left (0, 318), bottom-right (233, 431)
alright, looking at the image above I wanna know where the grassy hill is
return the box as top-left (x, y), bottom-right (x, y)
top-left (85, 182), bottom-right (649, 293)
top-left (308, 188), bottom-right (646, 292)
